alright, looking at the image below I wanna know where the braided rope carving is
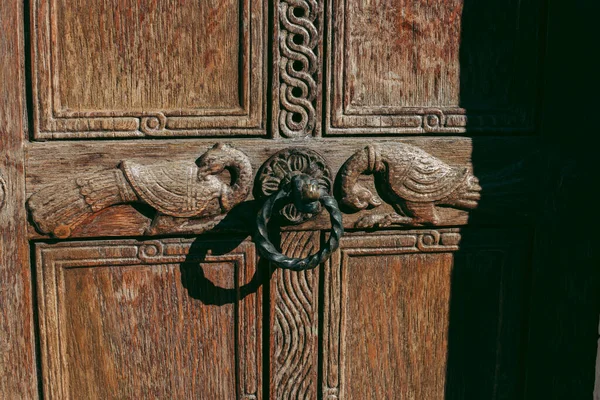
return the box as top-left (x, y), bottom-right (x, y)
top-left (278, 0), bottom-right (319, 137)
top-left (255, 183), bottom-right (344, 271)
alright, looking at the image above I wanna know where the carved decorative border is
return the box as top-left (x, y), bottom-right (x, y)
top-left (271, 231), bottom-right (320, 399)
top-left (32, 0), bottom-right (266, 139)
top-left (36, 238), bottom-right (261, 399)
top-left (325, 0), bottom-right (540, 135)
top-left (322, 229), bottom-right (461, 399)
top-left (273, 0), bottom-right (323, 137)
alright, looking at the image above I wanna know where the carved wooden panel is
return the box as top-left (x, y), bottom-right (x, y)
top-left (270, 231), bottom-right (320, 399)
top-left (326, 0), bottom-right (542, 134)
top-left (31, 0), bottom-right (266, 139)
top-left (27, 143), bottom-right (253, 238)
top-left (322, 229), bottom-right (528, 398)
top-left (273, 0), bottom-right (324, 137)
top-left (35, 238), bottom-right (261, 399)
top-left (25, 137), bottom-right (538, 238)
top-left (339, 143), bottom-right (481, 228)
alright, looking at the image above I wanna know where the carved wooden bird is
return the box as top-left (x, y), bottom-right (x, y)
top-left (340, 144), bottom-right (481, 227)
top-left (28, 144), bottom-right (253, 238)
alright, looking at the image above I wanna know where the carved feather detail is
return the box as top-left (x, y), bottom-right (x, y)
top-left (340, 144), bottom-right (481, 227)
top-left (28, 178), bottom-right (92, 238)
top-left (27, 144), bottom-right (253, 238)
top-left (77, 170), bottom-right (138, 212)
top-left (121, 161), bottom-right (221, 218)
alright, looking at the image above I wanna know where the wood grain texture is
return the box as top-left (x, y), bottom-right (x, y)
top-left (322, 229), bottom-right (528, 399)
top-left (326, 0), bottom-right (542, 134)
top-left (0, 0), bottom-right (38, 397)
top-left (25, 137), bottom-right (538, 238)
top-left (270, 231), bottom-right (319, 399)
top-left (36, 237), bottom-right (262, 399)
top-left (6, 0), bottom-right (583, 397)
top-left (31, 0), bottom-right (266, 138)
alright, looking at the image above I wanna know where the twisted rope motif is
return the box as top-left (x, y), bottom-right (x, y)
top-left (255, 177), bottom-right (344, 271)
top-left (278, 0), bottom-right (319, 137)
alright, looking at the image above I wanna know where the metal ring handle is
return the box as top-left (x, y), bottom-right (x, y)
top-left (255, 175), bottom-right (344, 271)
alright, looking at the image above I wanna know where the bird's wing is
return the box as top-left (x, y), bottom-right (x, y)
top-left (121, 161), bottom-right (219, 217)
top-left (387, 154), bottom-right (466, 203)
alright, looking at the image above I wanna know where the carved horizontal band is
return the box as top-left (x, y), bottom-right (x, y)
top-left (35, 111), bottom-right (266, 139)
top-left (330, 108), bottom-right (529, 134)
top-left (27, 143), bottom-right (481, 237)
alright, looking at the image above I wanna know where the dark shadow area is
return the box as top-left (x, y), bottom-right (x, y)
top-left (444, 0), bottom-right (600, 398)
top-left (177, 192), bottom-right (297, 306)
top-left (514, 0), bottom-right (600, 397)
top-left (444, 228), bottom-right (534, 399)
top-left (443, 0), bottom-right (539, 398)
top-left (178, 201), bottom-right (274, 306)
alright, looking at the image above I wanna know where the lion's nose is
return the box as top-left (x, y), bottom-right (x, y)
top-left (302, 181), bottom-right (321, 201)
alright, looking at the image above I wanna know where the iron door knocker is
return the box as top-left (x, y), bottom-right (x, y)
top-left (254, 148), bottom-right (344, 270)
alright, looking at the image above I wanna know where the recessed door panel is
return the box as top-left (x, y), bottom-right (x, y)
top-left (35, 238), bottom-right (262, 399)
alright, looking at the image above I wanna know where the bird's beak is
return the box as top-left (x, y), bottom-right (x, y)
top-left (197, 165), bottom-right (210, 175)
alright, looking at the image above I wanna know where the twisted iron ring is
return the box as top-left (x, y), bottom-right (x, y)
top-left (255, 174), bottom-right (344, 270)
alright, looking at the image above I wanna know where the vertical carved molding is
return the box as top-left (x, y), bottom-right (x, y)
top-left (271, 231), bottom-right (319, 399)
top-left (322, 249), bottom-right (343, 399)
top-left (240, 244), bottom-right (261, 400)
top-left (274, 0), bottom-right (323, 137)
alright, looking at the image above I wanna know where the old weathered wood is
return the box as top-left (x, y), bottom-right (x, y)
top-left (28, 143), bottom-right (253, 238)
top-left (31, 0), bottom-right (266, 138)
top-left (326, 0), bottom-right (542, 134)
top-left (36, 237), bottom-right (262, 399)
top-left (4, 0), bottom-right (589, 396)
top-left (322, 229), bottom-right (465, 399)
top-left (270, 231), bottom-right (320, 399)
top-left (323, 228), bottom-right (528, 398)
top-left (0, 0), bottom-right (38, 397)
top-left (25, 137), bottom-right (537, 238)
top-left (340, 143), bottom-right (481, 228)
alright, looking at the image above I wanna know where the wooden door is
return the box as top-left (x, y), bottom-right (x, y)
top-left (1, 0), bottom-right (598, 399)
